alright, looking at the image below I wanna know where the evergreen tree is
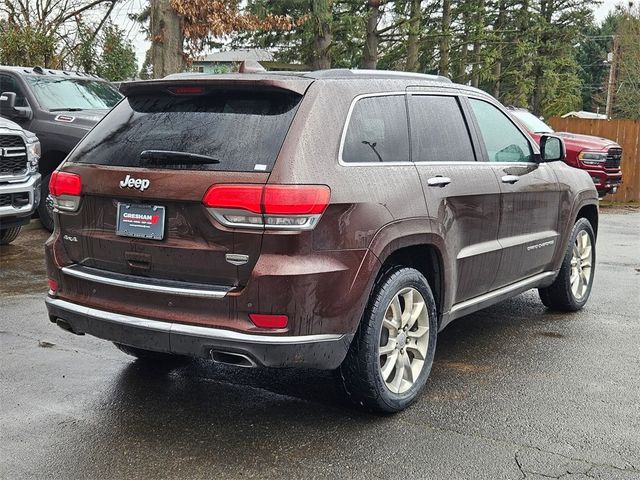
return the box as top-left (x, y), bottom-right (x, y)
top-left (97, 24), bottom-right (138, 81)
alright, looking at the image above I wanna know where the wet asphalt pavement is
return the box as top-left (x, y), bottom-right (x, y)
top-left (1, 208), bottom-right (639, 480)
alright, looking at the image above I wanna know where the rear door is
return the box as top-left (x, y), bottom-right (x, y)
top-left (466, 97), bottom-right (561, 289)
top-left (409, 92), bottom-right (502, 304)
top-left (58, 85), bottom-right (303, 287)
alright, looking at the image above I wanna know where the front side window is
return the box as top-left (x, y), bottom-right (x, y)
top-left (342, 95), bottom-right (409, 163)
top-left (25, 76), bottom-right (122, 111)
top-left (0, 74), bottom-right (28, 107)
top-left (409, 95), bottom-right (475, 162)
top-left (470, 99), bottom-right (533, 163)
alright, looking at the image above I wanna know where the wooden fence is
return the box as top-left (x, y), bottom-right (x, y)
top-left (548, 117), bottom-right (640, 203)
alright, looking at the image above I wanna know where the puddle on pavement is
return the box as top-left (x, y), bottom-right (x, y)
top-left (0, 226), bottom-right (50, 296)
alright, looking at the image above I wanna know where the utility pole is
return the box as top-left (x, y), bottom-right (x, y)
top-left (605, 35), bottom-right (620, 119)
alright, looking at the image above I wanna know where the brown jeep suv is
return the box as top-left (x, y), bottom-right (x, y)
top-left (45, 69), bottom-right (598, 412)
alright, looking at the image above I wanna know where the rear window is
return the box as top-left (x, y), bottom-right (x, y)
top-left (68, 88), bottom-right (302, 172)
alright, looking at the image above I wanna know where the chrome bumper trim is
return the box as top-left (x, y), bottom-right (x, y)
top-left (61, 264), bottom-right (233, 299)
top-left (46, 297), bottom-right (346, 345)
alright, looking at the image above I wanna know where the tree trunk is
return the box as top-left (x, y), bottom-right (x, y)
top-left (312, 0), bottom-right (333, 70)
top-left (150, 0), bottom-right (183, 78)
top-left (456, 7), bottom-right (470, 84)
top-left (439, 0), bottom-right (451, 76)
top-left (405, 0), bottom-right (421, 71)
top-left (491, 0), bottom-right (506, 97)
top-left (470, 0), bottom-right (484, 88)
top-left (362, 0), bottom-right (380, 69)
top-left (531, 0), bottom-right (550, 114)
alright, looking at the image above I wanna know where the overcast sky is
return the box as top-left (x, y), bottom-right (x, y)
top-left (115, 0), bottom-right (628, 70)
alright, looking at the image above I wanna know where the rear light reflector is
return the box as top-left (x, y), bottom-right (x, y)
top-left (202, 184), bottom-right (330, 231)
top-left (249, 314), bottom-right (288, 329)
top-left (49, 171), bottom-right (82, 212)
top-left (48, 278), bottom-right (58, 294)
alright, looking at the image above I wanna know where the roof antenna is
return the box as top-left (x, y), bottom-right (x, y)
top-left (239, 60), bottom-right (266, 74)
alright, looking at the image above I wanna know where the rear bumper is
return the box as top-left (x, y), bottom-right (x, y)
top-left (45, 297), bottom-right (353, 369)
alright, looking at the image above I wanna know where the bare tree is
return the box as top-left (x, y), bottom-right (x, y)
top-left (0, 0), bottom-right (118, 67)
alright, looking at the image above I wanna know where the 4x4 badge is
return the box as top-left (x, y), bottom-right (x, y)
top-left (119, 174), bottom-right (150, 191)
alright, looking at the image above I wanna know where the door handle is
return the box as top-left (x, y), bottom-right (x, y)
top-left (501, 175), bottom-right (520, 184)
top-left (427, 176), bottom-right (452, 187)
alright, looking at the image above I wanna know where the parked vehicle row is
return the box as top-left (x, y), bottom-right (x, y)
top-left (0, 66), bottom-right (122, 231)
top-left (43, 68), bottom-right (599, 412)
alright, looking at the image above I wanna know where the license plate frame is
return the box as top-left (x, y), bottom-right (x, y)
top-left (116, 203), bottom-right (166, 240)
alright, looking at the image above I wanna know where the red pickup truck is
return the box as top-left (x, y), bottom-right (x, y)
top-left (508, 108), bottom-right (623, 197)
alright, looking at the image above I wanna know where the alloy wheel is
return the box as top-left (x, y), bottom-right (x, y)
top-left (570, 230), bottom-right (593, 300)
top-left (379, 287), bottom-right (430, 394)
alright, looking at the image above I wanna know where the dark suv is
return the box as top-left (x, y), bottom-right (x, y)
top-left (0, 66), bottom-right (122, 230)
top-left (45, 69), bottom-right (598, 412)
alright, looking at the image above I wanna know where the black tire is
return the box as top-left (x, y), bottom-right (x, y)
top-left (539, 217), bottom-right (596, 311)
top-left (0, 226), bottom-right (22, 245)
top-left (339, 267), bottom-right (438, 413)
top-left (113, 342), bottom-right (191, 366)
top-left (37, 173), bottom-right (54, 232)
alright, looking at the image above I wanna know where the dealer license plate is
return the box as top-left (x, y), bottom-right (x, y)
top-left (116, 203), bottom-right (165, 240)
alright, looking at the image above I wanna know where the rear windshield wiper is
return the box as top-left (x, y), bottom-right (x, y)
top-left (140, 150), bottom-right (220, 165)
top-left (49, 107), bottom-right (85, 112)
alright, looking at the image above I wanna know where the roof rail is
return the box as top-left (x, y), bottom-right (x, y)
top-left (305, 69), bottom-right (452, 83)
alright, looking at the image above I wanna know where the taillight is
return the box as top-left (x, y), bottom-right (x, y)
top-left (202, 184), bottom-right (330, 230)
top-left (48, 278), bottom-right (58, 295)
top-left (49, 171), bottom-right (82, 212)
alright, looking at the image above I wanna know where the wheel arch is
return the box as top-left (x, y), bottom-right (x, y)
top-left (576, 203), bottom-right (598, 239)
top-left (369, 225), bottom-right (449, 328)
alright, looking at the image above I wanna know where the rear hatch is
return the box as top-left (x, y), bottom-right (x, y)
top-left (56, 80), bottom-right (308, 287)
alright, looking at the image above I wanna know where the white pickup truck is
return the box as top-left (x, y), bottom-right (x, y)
top-left (0, 116), bottom-right (41, 244)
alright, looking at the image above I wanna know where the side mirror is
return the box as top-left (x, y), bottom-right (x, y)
top-left (539, 134), bottom-right (565, 162)
top-left (0, 91), bottom-right (32, 120)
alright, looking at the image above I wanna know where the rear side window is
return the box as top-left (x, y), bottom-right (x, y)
top-left (342, 95), bottom-right (409, 163)
top-left (469, 98), bottom-right (532, 163)
top-left (409, 95), bottom-right (475, 162)
top-left (68, 88), bottom-right (302, 172)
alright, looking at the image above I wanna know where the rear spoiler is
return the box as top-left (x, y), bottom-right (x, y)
top-left (120, 74), bottom-right (312, 97)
